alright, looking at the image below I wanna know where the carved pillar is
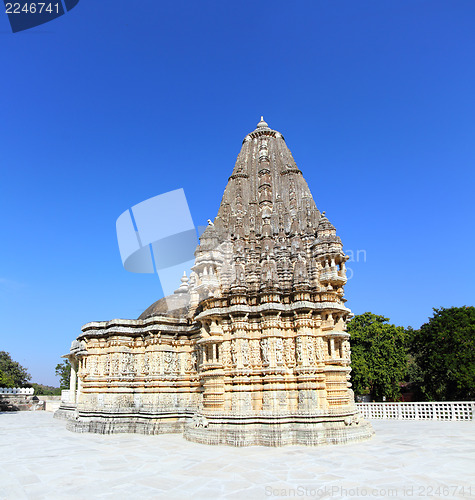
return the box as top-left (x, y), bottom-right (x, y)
top-left (69, 356), bottom-right (78, 404)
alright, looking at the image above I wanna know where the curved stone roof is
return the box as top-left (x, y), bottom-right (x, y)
top-left (138, 295), bottom-right (190, 320)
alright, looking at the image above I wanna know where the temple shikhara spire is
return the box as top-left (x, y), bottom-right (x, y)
top-left (58, 118), bottom-right (374, 446)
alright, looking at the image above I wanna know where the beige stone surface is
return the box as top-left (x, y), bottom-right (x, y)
top-left (1, 412), bottom-right (474, 499)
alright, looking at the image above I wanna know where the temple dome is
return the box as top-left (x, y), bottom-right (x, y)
top-left (138, 295), bottom-right (190, 320)
top-left (139, 272), bottom-right (191, 320)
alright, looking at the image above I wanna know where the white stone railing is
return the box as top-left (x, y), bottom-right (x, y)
top-left (0, 387), bottom-right (34, 395)
top-left (357, 402), bottom-right (475, 421)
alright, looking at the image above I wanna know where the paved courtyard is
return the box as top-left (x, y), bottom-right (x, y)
top-left (0, 412), bottom-right (474, 500)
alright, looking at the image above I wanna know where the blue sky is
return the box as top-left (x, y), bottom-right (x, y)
top-left (1, 1), bottom-right (474, 386)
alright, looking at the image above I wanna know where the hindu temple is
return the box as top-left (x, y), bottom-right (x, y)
top-left (56, 117), bottom-right (374, 446)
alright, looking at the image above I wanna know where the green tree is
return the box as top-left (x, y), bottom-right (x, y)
top-left (347, 312), bottom-right (407, 401)
top-left (55, 360), bottom-right (71, 390)
top-left (409, 306), bottom-right (475, 401)
top-left (30, 383), bottom-right (61, 396)
top-left (0, 351), bottom-right (31, 387)
top-left (0, 370), bottom-right (15, 387)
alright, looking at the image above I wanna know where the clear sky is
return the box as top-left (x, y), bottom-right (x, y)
top-left (1, 1), bottom-right (474, 386)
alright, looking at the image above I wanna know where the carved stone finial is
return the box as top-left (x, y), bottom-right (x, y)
top-left (257, 116), bottom-right (269, 129)
top-left (174, 271), bottom-right (190, 294)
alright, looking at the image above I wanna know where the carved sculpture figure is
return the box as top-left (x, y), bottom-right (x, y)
top-left (260, 338), bottom-right (270, 364)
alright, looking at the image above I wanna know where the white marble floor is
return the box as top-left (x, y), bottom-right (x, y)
top-left (0, 412), bottom-right (474, 500)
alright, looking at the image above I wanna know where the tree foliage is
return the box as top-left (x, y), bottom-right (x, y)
top-left (0, 351), bottom-right (31, 387)
top-left (409, 306), bottom-right (475, 401)
top-left (0, 370), bottom-right (15, 387)
top-left (347, 312), bottom-right (407, 401)
top-left (30, 383), bottom-right (61, 396)
top-left (55, 360), bottom-right (71, 390)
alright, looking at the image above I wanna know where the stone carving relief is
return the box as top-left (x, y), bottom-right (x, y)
top-left (260, 338), bottom-right (269, 364)
top-left (315, 337), bottom-right (324, 361)
top-left (307, 338), bottom-right (315, 365)
top-left (186, 351), bottom-right (197, 372)
top-left (88, 356), bottom-right (97, 376)
top-left (96, 355), bottom-right (103, 376)
top-left (164, 351), bottom-right (177, 374)
top-left (231, 341), bottom-right (238, 366)
top-left (342, 340), bottom-right (351, 361)
top-left (277, 391), bottom-right (287, 406)
top-left (151, 352), bottom-right (160, 374)
top-left (116, 394), bottom-right (133, 408)
top-left (192, 414), bottom-right (209, 428)
top-left (143, 352), bottom-right (150, 375)
top-left (275, 338), bottom-right (284, 365)
top-left (112, 354), bottom-right (120, 375)
top-left (232, 392), bottom-right (252, 412)
top-left (121, 353), bottom-right (134, 376)
top-left (284, 338), bottom-right (295, 366)
top-left (221, 341), bottom-right (232, 367)
top-left (243, 392), bottom-right (252, 412)
top-left (136, 353), bottom-right (144, 375)
top-left (295, 337), bottom-right (304, 365)
top-left (105, 354), bottom-right (111, 376)
top-left (241, 339), bottom-right (249, 366)
top-left (250, 339), bottom-right (261, 366)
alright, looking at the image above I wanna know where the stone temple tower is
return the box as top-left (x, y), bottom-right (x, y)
top-left (58, 118), bottom-right (374, 446)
